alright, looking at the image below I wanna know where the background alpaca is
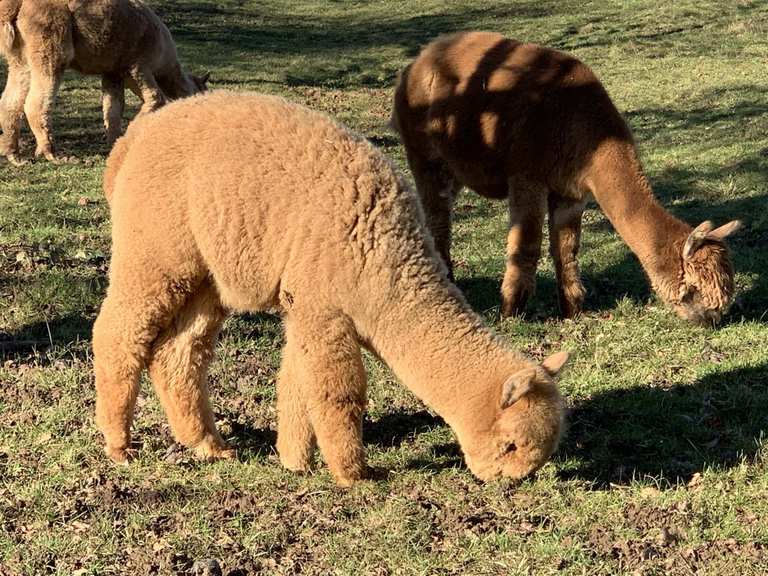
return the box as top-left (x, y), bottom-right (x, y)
top-left (95, 91), bottom-right (569, 486)
top-left (0, 0), bottom-right (207, 165)
top-left (392, 31), bottom-right (741, 324)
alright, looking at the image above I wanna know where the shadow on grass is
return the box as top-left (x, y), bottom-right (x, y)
top-left (558, 363), bottom-right (768, 486)
top-left (351, 364), bottom-right (768, 485)
top-left (0, 312), bottom-right (96, 359)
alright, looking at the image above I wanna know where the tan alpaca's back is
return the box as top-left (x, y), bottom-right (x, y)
top-left (108, 91), bottom-right (433, 315)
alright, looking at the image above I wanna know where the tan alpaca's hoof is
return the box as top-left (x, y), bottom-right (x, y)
top-left (279, 452), bottom-right (314, 474)
top-left (331, 463), bottom-right (373, 487)
top-left (192, 435), bottom-right (236, 461)
top-left (104, 445), bottom-right (134, 464)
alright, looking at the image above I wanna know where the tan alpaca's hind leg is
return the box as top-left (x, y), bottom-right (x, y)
top-left (276, 327), bottom-right (317, 473)
top-left (404, 149), bottom-right (460, 279)
top-left (501, 183), bottom-right (547, 317)
top-left (277, 312), bottom-right (367, 486)
top-left (101, 75), bottom-right (125, 146)
top-left (548, 197), bottom-right (587, 318)
top-left (147, 280), bottom-right (234, 461)
top-left (93, 268), bottom-right (200, 463)
top-left (0, 60), bottom-right (30, 165)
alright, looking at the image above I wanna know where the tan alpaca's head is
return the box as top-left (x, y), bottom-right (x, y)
top-left (463, 351), bottom-right (568, 481)
top-left (671, 220), bottom-right (741, 325)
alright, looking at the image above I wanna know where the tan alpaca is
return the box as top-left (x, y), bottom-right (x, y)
top-left (94, 91), bottom-right (569, 485)
top-left (392, 31), bottom-right (741, 324)
top-left (0, 0), bottom-right (207, 165)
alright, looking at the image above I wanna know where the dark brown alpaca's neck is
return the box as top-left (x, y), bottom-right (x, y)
top-left (584, 139), bottom-right (691, 285)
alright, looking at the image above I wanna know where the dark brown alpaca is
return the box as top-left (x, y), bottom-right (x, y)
top-left (392, 31), bottom-right (740, 324)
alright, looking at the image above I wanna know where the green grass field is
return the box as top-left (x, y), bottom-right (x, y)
top-left (1, 1), bottom-right (767, 574)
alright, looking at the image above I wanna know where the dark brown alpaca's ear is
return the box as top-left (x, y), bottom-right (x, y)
top-left (200, 72), bottom-right (211, 84)
top-left (500, 368), bottom-right (536, 408)
top-left (683, 220), bottom-right (742, 259)
top-left (541, 351), bottom-right (569, 376)
top-left (707, 220), bottom-right (742, 242)
top-left (683, 221), bottom-right (714, 259)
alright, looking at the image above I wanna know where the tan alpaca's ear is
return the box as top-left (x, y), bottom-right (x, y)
top-left (500, 368), bottom-right (536, 408)
top-left (682, 221), bottom-right (714, 259)
top-left (707, 220), bottom-right (742, 242)
top-left (541, 350), bottom-right (570, 377)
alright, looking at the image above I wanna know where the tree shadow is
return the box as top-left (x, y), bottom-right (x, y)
top-left (558, 363), bottom-right (768, 487)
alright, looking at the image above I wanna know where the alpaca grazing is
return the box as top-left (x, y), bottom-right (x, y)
top-left (94, 91), bottom-right (569, 485)
top-left (0, 0), bottom-right (207, 165)
top-left (392, 31), bottom-right (741, 324)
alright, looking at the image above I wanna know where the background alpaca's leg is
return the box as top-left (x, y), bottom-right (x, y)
top-left (501, 184), bottom-right (547, 317)
top-left (549, 196), bottom-right (587, 318)
top-left (276, 324), bottom-right (316, 473)
top-left (128, 64), bottom-right (166, 116)
top-left (281, 312), bottom-right (367, 486)
top-left (24, 67), bottom-right (64, 162)
top-left (101, 75), bottom-right (125, 146)
top-left (0, 60), bottom-right (30, 165)
top-left (147, 280), bottom-right (233, 460)
top-left (404, 149), bottom-right (460, 278)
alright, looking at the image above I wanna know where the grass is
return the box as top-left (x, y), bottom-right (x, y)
top-left (1, 0), bottom-right (767, 574)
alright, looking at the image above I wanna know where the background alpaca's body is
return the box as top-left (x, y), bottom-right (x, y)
top-left (0, 0), bottom-right (206, 164)
top-left (95, 91), bottom-right (566, 485)
top-left (392, 31), bottom-right (739, 324)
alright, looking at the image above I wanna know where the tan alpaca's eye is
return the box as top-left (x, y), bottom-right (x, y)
top-left (504, 442), bottom-right (518, 454)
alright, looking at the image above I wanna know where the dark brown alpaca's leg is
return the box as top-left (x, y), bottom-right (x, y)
top-left (277, 311), bottom-right (367, 486)
top-left (0, 60), bottom-right (30, 165)
top-left (404, 148), bottom-right (460, 279)
top-left (549, 196), bottom-right (587, 318)
top-left (147, 280), bottom-right (234, 460)
top-left (501, 183), bottom-right (547, 317)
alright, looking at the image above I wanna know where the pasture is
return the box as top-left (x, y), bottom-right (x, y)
top-left (1, 0), bottom-right (767, 573)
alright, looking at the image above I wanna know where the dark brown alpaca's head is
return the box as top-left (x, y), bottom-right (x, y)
top-left (670, 220), bottom-right (741, 325)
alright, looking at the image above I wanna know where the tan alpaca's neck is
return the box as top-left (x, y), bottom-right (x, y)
top-left (584, 139), bottom-right (691, 289)
top-left (362, 278), bottom-right (521, 434)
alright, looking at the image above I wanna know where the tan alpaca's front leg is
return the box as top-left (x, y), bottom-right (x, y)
top-left (0, 60), bottom-right (31, 165)
top-left (405, 149), bottom-right (460, 278)
top-left (549, 196), bottom-right (587, 318)
top-left (147, 281), bottom-right (234, 461)
top-left (277, 312), bottom-right (368, 486)
top-left (276, 326), bottom-right (316, 473)
top-left (101, 75), bottom-right (125, 146)
top-left (501, 184), bottom-right (547, 317)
